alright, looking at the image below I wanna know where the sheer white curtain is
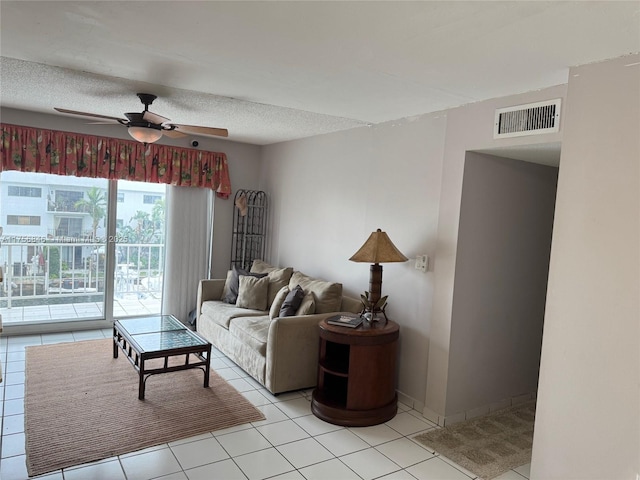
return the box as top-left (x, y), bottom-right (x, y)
top-left (162, 185), bottom-right (213, 323)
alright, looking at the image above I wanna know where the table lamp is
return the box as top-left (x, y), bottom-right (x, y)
top-left (349, 229), bottom-right (408, 321)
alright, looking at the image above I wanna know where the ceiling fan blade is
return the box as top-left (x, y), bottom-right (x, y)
top-left (161, 129), bottom-right (187, 139)
top-left (171, 124), bottom-right (229, 138)
top-left (54, 107), bottom-right (125, 122)
top-left (143, 110), bottom-right (171, 125)
top-left (87, 120), bottom-right (121, 125)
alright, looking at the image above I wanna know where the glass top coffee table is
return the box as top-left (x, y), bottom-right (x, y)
top-left (113, 315), bottom-right (212, 400)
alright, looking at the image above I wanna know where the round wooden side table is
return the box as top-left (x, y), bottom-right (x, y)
top-left (311, 317), bottom-right (399, 427)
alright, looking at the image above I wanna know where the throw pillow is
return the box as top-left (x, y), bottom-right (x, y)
top-left (296, 292), bottom-right (316, 316)
top-left (288, 271), bottom-right (343, 314)
top-left (223, 266), bottom-right (267, 304)
top-left (265, 267), bottom-right (294, 307)
top-left (250, 260), bottom-right (294, 308)
top-left (220, 269), bottom-right (234, 301)
top-left (250, 259), bottom-right (276, 273)
top-left (279, 284), bottom-right (305, 317)
top-left (236, 275), bottom-right (270, 311)
top-left (269, 285), bottom-right (290, 320)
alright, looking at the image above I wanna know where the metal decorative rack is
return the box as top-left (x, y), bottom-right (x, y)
top-left (230, 190), bottom-right (267, 271)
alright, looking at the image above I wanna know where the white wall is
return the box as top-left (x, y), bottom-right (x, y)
top-left (0, 108), bottom-right (263, 279)
top-left (260, 115), bottom-right (447, 404)
top-left (447, 152), bottom-right (557, 416)
top-left (531, 55), bottom-right (639, 480)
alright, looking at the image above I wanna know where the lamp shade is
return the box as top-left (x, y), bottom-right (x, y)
top-left (349, 229), bottom-right (408, 264)
top-left (128, 126), bottom-right (163, 144)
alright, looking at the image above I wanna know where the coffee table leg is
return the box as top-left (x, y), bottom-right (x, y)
top-left (139, 358), bottom-right (145, 400)
top-left (204, 346), bottom-right (211, 388)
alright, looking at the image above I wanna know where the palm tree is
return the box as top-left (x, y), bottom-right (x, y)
top-left (132, 210), bottom-right (151, 240)
top-left (150, 198), bottom-right (165, 242)
top-left (74, 187), bottom-right (106, 240)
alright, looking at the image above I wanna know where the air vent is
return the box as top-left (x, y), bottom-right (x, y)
top-left (494, 99), bottom-right (561, 138)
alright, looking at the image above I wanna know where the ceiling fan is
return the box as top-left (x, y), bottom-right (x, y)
top-left (54, 93), bottom-right (228, 144)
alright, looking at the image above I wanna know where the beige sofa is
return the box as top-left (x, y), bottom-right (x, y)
top-left (196, 260), bottom-right (361, 394)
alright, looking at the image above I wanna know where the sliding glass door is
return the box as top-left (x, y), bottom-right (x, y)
top-left (112, 180), bottom-right (166, 318)
top-left (0, 171), bottom-right (166, 328)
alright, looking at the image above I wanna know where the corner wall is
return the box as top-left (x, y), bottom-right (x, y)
top-left (425, 85), bottom-right (566, 419)
top-left (531, 55), bottom-right (639, 480)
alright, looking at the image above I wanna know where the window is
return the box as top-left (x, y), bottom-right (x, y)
top-left (117, 192), bottom-right (124, 202)
top-left (116, 219), bottom-right (124, 228)
top-left (8, 186), bottom-right (42, 197)
top-left (7, 215), bottom-right (41, 225)
top-left (55, 217), bottom-right (83, 237)
top-left (53, 190), bottom-right (84, 212)
top-left (143, 194), bottom-right (162, 204)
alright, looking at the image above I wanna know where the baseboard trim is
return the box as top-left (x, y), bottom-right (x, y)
top-left (397, 390), bottom-right (425, 414)
top-left (422, 391), bottom-right (537, 427)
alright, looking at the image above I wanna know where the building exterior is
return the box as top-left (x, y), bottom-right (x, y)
top-left (0, 171), bottom-right (165, 269)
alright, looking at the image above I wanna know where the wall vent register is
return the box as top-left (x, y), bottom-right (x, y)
top-left (494, 99), bottom-right (561, 138)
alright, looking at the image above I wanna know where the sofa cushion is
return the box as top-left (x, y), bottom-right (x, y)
top-left (280, 284), bottom-right (304, 317)
top-left (250, 259), bottom-right (276, 273)
top-left (229, 316), bottom-right (271, 356)
top-left (250, 260), bottom-right (294, 308)
top-left (296, 292), bottom-right (316, 316)
top-left (237, 275), bottom-right (269, 311)
top-left (201, 300), bottom-right (266, 329)
top-left (288, 271), bottom-right (343, 314)
top-left (223, 266), bottom-right (267, 304)
top-left (269, 286), bottom-right (290, 320)
top-left (266, 268), bottom-right (294, 307)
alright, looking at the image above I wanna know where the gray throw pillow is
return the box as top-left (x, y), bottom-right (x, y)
top-left (220, 269), bottom-right (234, 301)
top-left (279, 284), bottom-right (305, 317)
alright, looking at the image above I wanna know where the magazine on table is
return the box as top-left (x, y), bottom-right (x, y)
top-left (327, 314), bottom-right (364, 328)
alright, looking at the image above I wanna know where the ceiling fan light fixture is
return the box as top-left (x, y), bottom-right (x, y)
top-left (128, 126), bottom-right (163, 144)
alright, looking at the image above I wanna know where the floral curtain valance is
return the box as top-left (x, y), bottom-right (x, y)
top-left (0, 123), bottom-right (231, 198)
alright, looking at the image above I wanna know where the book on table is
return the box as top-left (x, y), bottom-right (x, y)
top-left (327, 314), bottom-right (364, 328)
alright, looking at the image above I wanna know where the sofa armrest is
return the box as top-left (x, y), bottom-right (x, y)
top-left (265, 312), bottom-right (352, 394)
top-left (196, 279), bottom-right (225, 322)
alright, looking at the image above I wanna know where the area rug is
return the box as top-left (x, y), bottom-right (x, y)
top-left (25, 338), bottom-right (265, 477)
top-left (413, 401), bottom-right (535, 480)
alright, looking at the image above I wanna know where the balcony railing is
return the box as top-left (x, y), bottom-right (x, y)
top-left (0, 239), bottom-right (164, 316)
top-left (47, 199), bottom-right (88, 214)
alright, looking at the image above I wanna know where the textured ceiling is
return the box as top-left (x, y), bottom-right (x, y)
top-left (1, 1), bottom-right (639, 145)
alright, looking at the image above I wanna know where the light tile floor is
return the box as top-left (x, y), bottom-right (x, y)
top-left (0, 329), bottom-right (532, 480)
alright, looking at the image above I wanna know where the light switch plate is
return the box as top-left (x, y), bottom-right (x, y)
top-left (415, 255), bottom-right (429, 272)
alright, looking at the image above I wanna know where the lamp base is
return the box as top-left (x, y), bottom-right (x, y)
top-left (368, 264), bottom-right (383, 307)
